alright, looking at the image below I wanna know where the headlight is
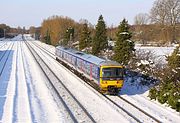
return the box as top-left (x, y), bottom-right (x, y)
top-left (102, 81), bottom-right (107, 84)
top-left (117, 81), bottom-right (120, 84)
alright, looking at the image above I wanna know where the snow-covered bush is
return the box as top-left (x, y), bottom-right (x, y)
top-left (127, 50), bottom-right (162, 86)
top-left (149, 45), bottom-right (180, 112)
top-left (129, 50), bottom-right (157, 74)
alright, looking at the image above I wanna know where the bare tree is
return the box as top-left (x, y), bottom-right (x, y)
top-left (134, 13), bottom-right (149, 44)
top-left (134, 13), bottom-right (149, 25)
top-left (166, 0), bottom-right (180, 42)
top-left (150, 0), bottom-right (180, 43)
top-left (166, 0), bottom-right (180, 25)
top-left (150, 0), bottom-right (168, 25)
top-left (79, 19), bottom-right (89, 24)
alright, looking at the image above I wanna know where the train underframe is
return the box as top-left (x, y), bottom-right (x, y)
top-left (100, 86), bottom-right (120, 95)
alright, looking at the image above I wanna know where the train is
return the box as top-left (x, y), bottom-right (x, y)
top-left (55, 46), bottom-right (124, 95)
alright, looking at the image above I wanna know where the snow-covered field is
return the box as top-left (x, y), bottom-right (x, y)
top-left (135, 45), bottom-right (176, 63)
top-left (0, 35), bottom-right (179, 123)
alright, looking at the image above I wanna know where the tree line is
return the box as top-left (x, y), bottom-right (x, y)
top-left (38, 14), bottom-right (134, 65)
top-left (0, 24), bottom-right (25, 38)
top-left (133, 0), bottom-right (180, 45)
top-left (34, 0), bottom-right (180, 47)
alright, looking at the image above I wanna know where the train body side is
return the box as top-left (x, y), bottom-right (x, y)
top-left (55, 47), bottom-right (101, 85)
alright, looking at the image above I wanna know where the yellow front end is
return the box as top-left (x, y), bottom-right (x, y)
top-left (99, 66), bottom-right (124, 92)
top-left (100, 80), bottom-right (124, 91)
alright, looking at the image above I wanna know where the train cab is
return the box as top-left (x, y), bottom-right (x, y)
top-left (99, 61), bottom-right (124, 94)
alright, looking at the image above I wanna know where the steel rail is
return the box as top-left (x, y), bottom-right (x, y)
top-left (24, 40), bottom-right (96, 123)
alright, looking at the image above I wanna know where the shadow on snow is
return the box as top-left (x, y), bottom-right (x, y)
top-left (120, 71), bottom-right (157, 96)
top-left (0, 50), bottom-right (14, 120)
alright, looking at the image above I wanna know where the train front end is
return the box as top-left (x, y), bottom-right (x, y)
top-left (100, 66), bottom-right (124, 95)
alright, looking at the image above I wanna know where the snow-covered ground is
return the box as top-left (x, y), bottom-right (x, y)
top-left (121, 80), bottom-right (180, 123)
top-left (1, 35), bottom-right (179, 123)
top-left (32, 36), bottom-right (180, 123)
top-left (0, 35), bottom-right (63, 122)
top-left (135, 45), bottom-right (176, 63)
top-left (0, 38), bottom-right (5, 41)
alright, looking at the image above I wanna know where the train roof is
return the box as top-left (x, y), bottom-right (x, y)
top-left (56, 46), bottom-right (121, 66)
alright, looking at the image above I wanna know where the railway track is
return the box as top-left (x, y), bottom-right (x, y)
top-left (24, 40), bottom-right (96, 123)
top-left (0, 41), bottom-right (15, 77)
top-left (28, 40), bottom-right (162, 123)
top-left (0, 41), bottom-right (8, 49)
top-left (105, 95), bottom-right (161, 123)
top-left (31, 41), bottom-right (55, 57)
top-left (0, 42), bottom-right (13, 61)
top-left (118, 95), bottom-right (161, 122)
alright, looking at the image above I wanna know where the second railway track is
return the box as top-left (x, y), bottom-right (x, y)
top-left (0, 41), bottom-right (15, 77)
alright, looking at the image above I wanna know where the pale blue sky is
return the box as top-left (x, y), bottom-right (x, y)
top-left (0, 0), bottom-right (155, 28)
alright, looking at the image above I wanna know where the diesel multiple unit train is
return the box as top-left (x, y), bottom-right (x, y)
top-left (55, 46), bottom-right (124, 94)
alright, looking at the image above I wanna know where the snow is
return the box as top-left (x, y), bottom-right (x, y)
top-left (135, 45), bottom-right (176, 63)
top-left (135, 46), bottom-right (175, 56)
top-left (1, 34), bottom-right (179, 123)
top-left (33, 37), bottom-right (180, 122)
top-left (140, 60), bottom-right (150, 65)
top-left (108, 40), bottom-right (115, 47)
top-left (126, 39), bottom-right (132, 42)
top-left (120, 32), bottom-right (129, 35)
top-left (121, 77), bottom-right (180, 123)
top-left (0, 35), bottom-right (63, 122)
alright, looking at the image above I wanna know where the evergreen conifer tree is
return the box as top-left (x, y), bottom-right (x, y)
top-left (166, 45), bottom-right (180, 84)
top-left (167, 46), bottom-right (180, 70)
top-left (47, 32), bottom-right (51, 45)
top-left (113, 19), bottom-right (135, 65)
top-left (63, 29), bottom-right (70, 46)
top-left (79, 23), bottom-right (91, 50)
top-left (92, 15), bottom-right (108, 56)
top-left (44, 30), bottom-right (51, 45)
top-left (63, 27), bottom-right (74, 46)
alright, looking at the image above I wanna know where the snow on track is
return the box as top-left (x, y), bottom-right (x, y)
top-left (21, 41), bottom-right (64, 123)
top-left (0, 41), bottom-right (15, 123)
top-left (0, 36), bottom-right (63, 122)
top-left (12, 40), bottom-right (32, 122)
top-left (107, 95), bottom-right (160, 123)
top-left (121, 93), bottom-right (180, 123)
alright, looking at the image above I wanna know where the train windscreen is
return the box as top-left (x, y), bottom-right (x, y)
top-left (102, 68), bottom-right (124, 80)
